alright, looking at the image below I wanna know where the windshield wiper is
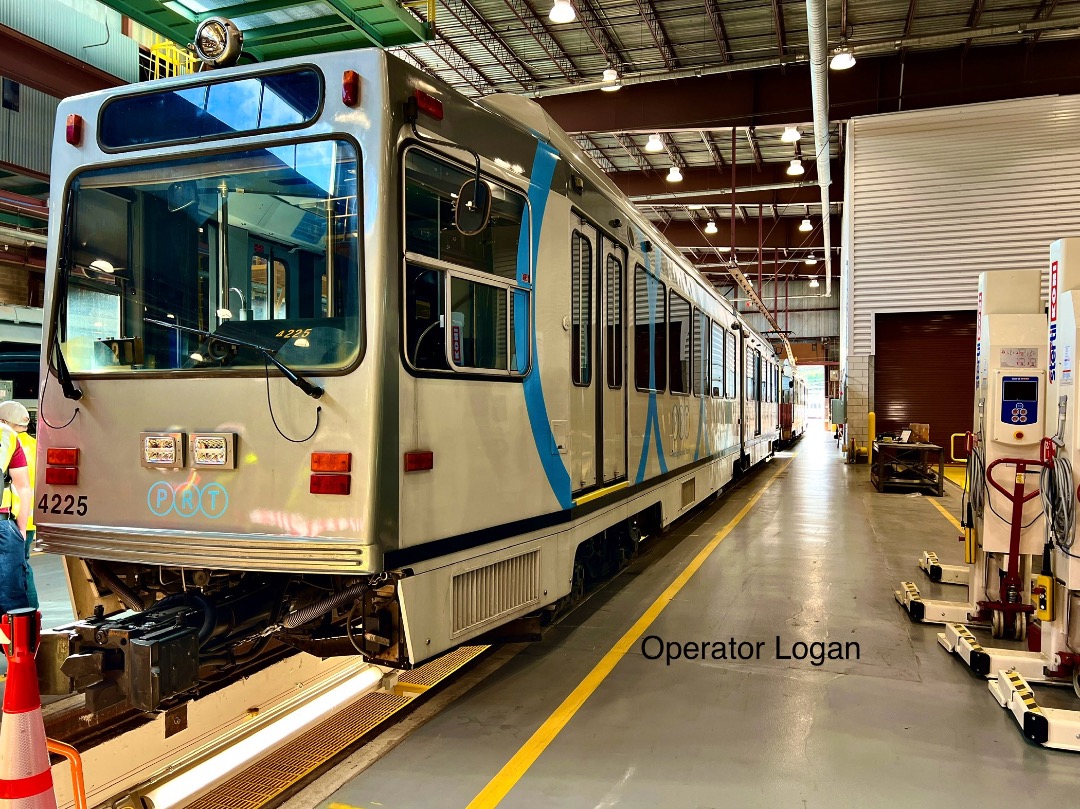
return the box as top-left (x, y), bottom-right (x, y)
top-left (144, 318), bottom-right (324, 400)
top-left (52, 339), bottom-right (83, 401)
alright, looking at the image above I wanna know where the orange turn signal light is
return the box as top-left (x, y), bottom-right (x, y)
top-left (311, 452), bottom-right (351, 473)
top-left (47, 448), bottom-right (79, 466)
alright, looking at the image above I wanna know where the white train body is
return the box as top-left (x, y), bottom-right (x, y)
top-left (36, 51), bottom-right (780, 698)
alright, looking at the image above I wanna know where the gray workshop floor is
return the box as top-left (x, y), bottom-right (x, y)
top-left (315, 428), bottom-right (1080, 809)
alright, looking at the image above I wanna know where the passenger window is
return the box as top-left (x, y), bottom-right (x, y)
top-left (668, 291), bottom-right (691, 395)
top-left (710, 322), bottom-right (724, 398)
top-left (692, 309), bottom-right (709, 397)
top-left (403, 147), bottom-right (530, 377)
top-left (634, 265), bottom-right (666, 392)
top-left (606, 255), bottom-right (623, 389)
top-left (725, 330), bottom-right (737, 398)
top-left (745, 346), bottom-right (755, 400)
top-left (571, 231), bottom-right (592, 386)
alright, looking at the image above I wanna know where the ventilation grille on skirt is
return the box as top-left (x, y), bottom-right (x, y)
top-left (452, 549), bottom-right (541, 637)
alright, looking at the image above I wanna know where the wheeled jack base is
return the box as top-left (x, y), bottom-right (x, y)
top-left (918, 551), bottom-right (969, 585)
top-left (937, 623), bottom-right (1048, 680)
top-left (990, 668), bottom-right (1080, 752)
top-left (895, 581), bottom-right (985, 625)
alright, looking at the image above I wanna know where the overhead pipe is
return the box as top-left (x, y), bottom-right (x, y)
top-left (0, 225), bottom-right (48, 248)
top-left (629, 179), bottom-right (819, 204)
top-left (805, 0), bottom-right (832, 300)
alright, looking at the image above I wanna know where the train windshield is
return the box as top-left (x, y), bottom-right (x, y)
top-left (57, 138), bottom-right (360, 375)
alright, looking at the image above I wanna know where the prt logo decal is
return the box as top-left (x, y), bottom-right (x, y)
top-left (147, 481), bottom-right (229, 519)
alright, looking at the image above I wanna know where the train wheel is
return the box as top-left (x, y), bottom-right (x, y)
top-left (991, 610), bottom-right (1004, 639)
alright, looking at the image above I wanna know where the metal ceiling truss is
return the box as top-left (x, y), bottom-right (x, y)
top-left (705, 0), bottom-right (732, 63)
top-left (498, 0), bottom-right (583, 83)
top-left (631, 0), bottom-right (678, 70)
top-left (699, 131), bottom-right (726, 169)
top-left (770, 0), bottom-right (787, 59)
top-left (744, 127), bottom-right (764, 171)
top-left (613, 134), bottom-right (655, 173)
top-left (438, 0), bottom-right (535, 91)
top-left (576, 136), bottom-right (619, 173)
top-left (423, 40), bottom-right (495, 95)
top-left (573, 0), bottom-right (633, 72)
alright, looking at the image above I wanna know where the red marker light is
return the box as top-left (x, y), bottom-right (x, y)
top-left (310, 473), bottom-right (351, 495)
top-left (45, 467), bottom-right (78, 486)
top-left (404, 450), bottom-right (433, 473)
top-left (414, 90), bottom-right (443, 121)
top-left (342, 70), bottom-right (360, 106)
top-left (66, 114), bottom-right (82, 146)
top-left (47, 448), bottom-right (79, 466)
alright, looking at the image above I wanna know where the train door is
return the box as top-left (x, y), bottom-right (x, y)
top-left (755, 350), bottom-right (763, 436)
top-left (570, 222), bottom-right (598, 493)
top-left (601, 241), bottom-right (626, 483)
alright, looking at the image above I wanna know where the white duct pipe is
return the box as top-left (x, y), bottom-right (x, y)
top-left (805, 0), bottom-right (832, 300)
top-left (0, 225), bottom-right (48, 248)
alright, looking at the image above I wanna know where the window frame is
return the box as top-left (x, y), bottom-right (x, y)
top-left (634, 263), bottom-right (667, 393)
top-left (571, 230), bottom-right (593, 387)
top-left (400, 144), bottom-right (533, 381)
top-left (667, 289), bottom-right (692, 397)
top-left (725, 329), bottom-right (737, 399)
top-left (605, 253), bottom-right (624, 390)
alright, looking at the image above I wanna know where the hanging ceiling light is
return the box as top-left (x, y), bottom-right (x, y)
top-left (549, 0), bottom-right (576, 24)
top-left (645, 133), bottom-right (664, 152)
top-left (705, 220), bottom-right (718, 235)
top-left (601, 67), bottom-right (620, 91)
top-left (786, 158), bottom-right (804, 176)
top-left (781, 126), bottom-right (801, 143)
top-left (808, 277), bottom-right (820, 288)
top-left (667, 165), bottom-right (683, 182)
top-left (830, 46), bottom-right (856, 70)
top-left (687, 203), bottom-right (704, 210)
top-left (805, 254), bottom-right (818, 265)
top-left (799, 217), bottom-right (812, 232)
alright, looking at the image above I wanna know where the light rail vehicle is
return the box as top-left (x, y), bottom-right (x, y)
top-left (34, 40), bottom-right (800, 712)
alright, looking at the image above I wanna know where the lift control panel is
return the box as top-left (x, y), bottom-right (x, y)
top-left (992, 371), bottom-right (1044, 445)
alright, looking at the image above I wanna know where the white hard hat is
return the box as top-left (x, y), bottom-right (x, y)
top-left (0, 400), bottom-right (30, 428)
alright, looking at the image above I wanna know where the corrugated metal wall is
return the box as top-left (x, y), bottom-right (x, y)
top-left (848, 95), bottom-right (1080, 356)
top-left (726, 278), bottom-right (839, 340)
top-left (0, 0), bottom-right (139, 84)
top-left (874, 311), bottom-right (977, 448)
top-left (0, 85), bottom-right (59, 175)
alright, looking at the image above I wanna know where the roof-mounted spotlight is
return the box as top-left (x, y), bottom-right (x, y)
top-left (192, 17), bottom-right (243, 68)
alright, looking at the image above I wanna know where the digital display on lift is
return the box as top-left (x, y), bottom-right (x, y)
top-left (1002, 379), bottom-right (1039, 402)
top-left (1000, 375), bottom-right (1039, 426)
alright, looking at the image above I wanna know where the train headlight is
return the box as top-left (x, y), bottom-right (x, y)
top-left (141, 433), bottom-right (184, 468)
top-left (193, 17), bottom-right (243, 69)
top-left (191, 433), bottom-right (236, 469)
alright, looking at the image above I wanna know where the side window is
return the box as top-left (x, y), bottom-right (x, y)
top-left (693, 309), bottom-right (709, 397)
top-left (745, 346), bottom-right (755, 400)
top-left (668, 291), bottom-right (691, 395)
top-left (725, 330), bottom-right (737, 398)
top-left (606, 255), bottom-right (623, 389)
top-left (571, 231), bottom-right (592, 386)
top-left (403, 148), bottom-right (529, 376)
top-left (710, 322), bottom-right (724, 398)
top-left (634, 265), bottom-right (666, 391)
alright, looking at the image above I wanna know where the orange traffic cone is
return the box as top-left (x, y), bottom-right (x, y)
top-left (0, 608), bottom-right (56, 808)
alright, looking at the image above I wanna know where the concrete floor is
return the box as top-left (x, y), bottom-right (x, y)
top-left (311, 428), bottom-right (1080, 809)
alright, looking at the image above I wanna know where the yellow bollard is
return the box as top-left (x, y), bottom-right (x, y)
top-left (868, 411), bottom-right (876, 467)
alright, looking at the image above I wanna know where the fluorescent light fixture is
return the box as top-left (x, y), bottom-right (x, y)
top-left (781, 126), bottom-right (801, 143)
top-left (89, 259), bottom-right (114, 273)
top-left (687, 203), bottom-right (704, 210)
top-left (799, 217), bottom-right (812, 232)
top-left (705, 220), bottom-right (718, 235)
top-left (667, 165), bottom-right (683, 182)
top-left (549, 0), bottom-right (575, 24)
top-left (645, 133), bottom-right (664, 152)
top-left (808, 277), bottom-right (820, 288)
top-left (830, 47), bottom-right (856, 70)
top-left (786, 158), bottom-right (804, 176)
top-left (601, 67), bottom-right (620, 91)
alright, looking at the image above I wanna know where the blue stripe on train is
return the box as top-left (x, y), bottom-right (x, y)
top-left (520, 141), bottom-right (573, 509)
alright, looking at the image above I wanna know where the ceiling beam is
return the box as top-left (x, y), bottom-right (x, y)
top-left (770, 0), bottom-right (787, 59)
top-left (1030, 0), bottom-right (1060, 47)
top-left (438, 0), bottom-right (536, 91)
top-left (654, 216), bottom-right (840, 250)
top-left (536, 40), bottom-right (1080, 133)
top-left (904, 0), bottom-right (919, 36)
top-left (613, 134), bottom-right (655, 173)
top-left (577, 135), bottom-right (619, 173)
top-left (573, 0), bottom-right (633, 71)
top-left (745, 127), bottom-right (764, 171)
top-left (631, 0), bottom-right (678, 70)
top-left (705, 0), bottom-right (732, 63)
top-left (422, 41), bottom-right (495, 95)
top-left (700, 131), bottom-right (726, 169)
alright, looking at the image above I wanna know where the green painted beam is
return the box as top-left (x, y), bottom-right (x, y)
top-left (195, 0), bottom-right (315, 22)
top-left (245, 17), bottom-right (352, 46)
top-left (323, 0), bottom-right (385, 47)
top-left (377, 0), bottom-right (429, 41)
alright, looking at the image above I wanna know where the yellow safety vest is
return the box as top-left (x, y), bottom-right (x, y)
top-left (2, 431), bottom-right (36, 532)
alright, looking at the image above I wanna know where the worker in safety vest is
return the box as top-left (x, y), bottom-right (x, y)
top-left (0, 401), bottom-right (35, 610)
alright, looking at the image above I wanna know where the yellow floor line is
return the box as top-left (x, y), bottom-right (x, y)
top-left (465, 453), bottom-right (796, 809)
top-left (928, 496), bottom-right (963, 533)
